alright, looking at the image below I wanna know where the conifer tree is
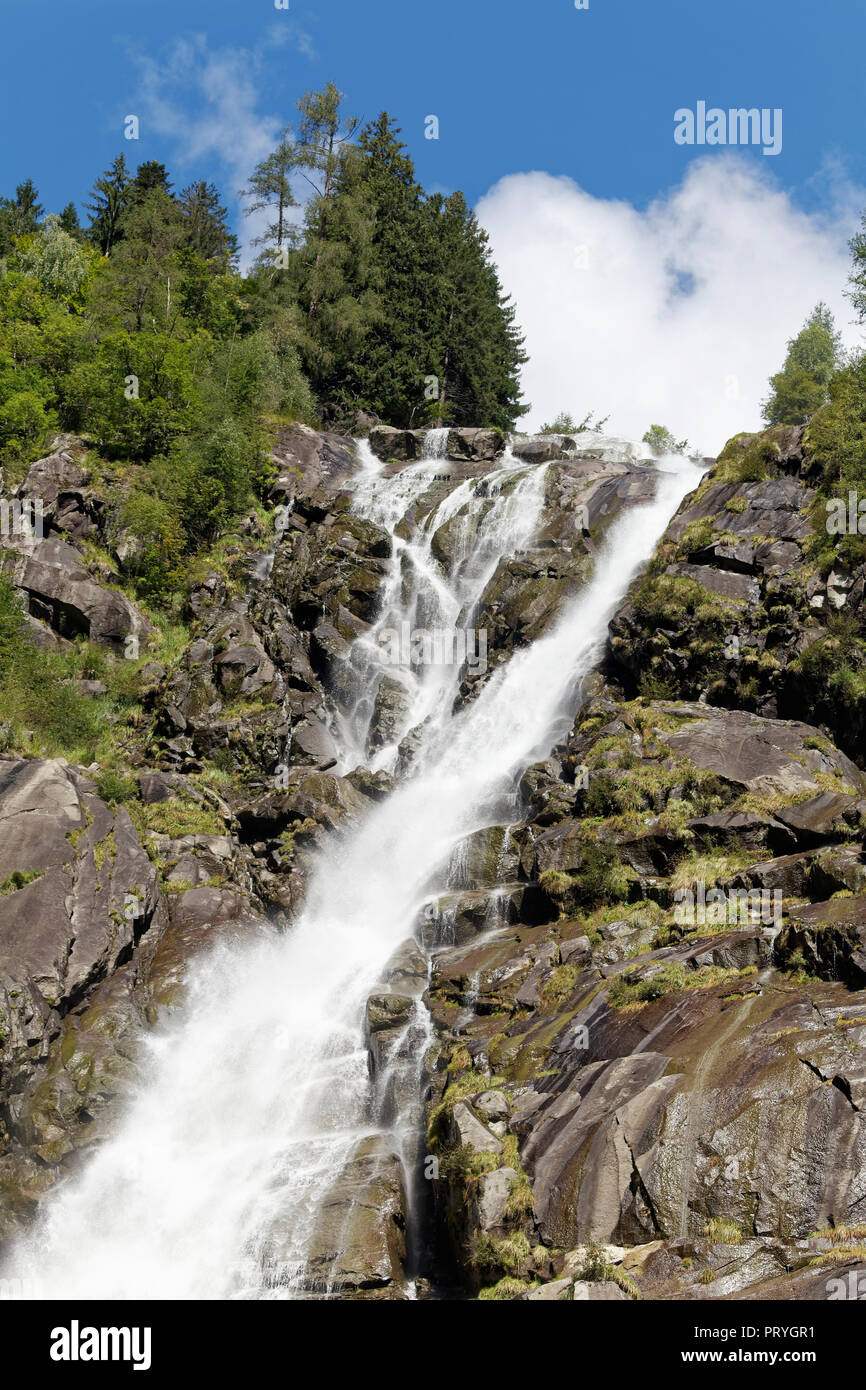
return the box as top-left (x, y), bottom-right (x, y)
top-left (85, 154), bottom-right (130, 254)
top-left (241, 127), bottom-right (297, 250)
top-left (179, 181), bottom-right (238, 267)
top-left (423, 192), bottom-right (526, 429)
top-left (0, 179), bottom-right (44, 255)
top-left (58, 202), bottom-right (84, 241)
top-left (289, 86), bottom-right (379, 404)
top-left (347, 113), bottom-right (429, 424)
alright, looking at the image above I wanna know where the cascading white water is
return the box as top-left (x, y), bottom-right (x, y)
top-left (1, 446), bottom-right (701, 1300)
top-left (334, 437), bottom-right (548, 771)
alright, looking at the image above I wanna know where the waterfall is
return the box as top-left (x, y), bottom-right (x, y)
top-left (334, 441), bottom-right (549, 772)
top-left (1, 448), bottom-right (701, 1300)
top-left (421, 427), bottom-right (449, 460)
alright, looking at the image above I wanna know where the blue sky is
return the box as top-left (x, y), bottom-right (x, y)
top-left (2, 0), bottom-right (863, 227)
top-left (2, 0), bottom-right (864, 447)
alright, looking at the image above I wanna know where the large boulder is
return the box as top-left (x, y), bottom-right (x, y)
top-left (0, 536), bottom-right (151, 651)
top-left (17, 437), bottom-right (103, 541)
top-left (267, 424), bottom-right (358, 503)
top-left (0, 758), bottom-right (168, 1223)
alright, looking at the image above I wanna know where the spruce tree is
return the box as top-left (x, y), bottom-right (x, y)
top-left (58, 202), bottom-right (84, 240)
top-left (128, 161), bottom-right (174, 204)
top-left (347, 113), bottom-right (429, 425)
top-left (85, 154), bottom-right (130, 254)
top-left (180, 181), bottom-right (238, 267)
top-left (0, 179), bottom-right (44, 255)
top-left (423, 192), bottom-right (526, 429)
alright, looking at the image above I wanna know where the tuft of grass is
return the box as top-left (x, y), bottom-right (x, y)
top-left (477, 1277), bottom-right (537, 1301)
top-left (608, 962), bottom-right (756, 1011)
top-left (705, 1216), bottom-right (745, 1246)
top-left (0, 868), bottom-right (44, 894)
top-left (127, 794), bottom-right (226, 842)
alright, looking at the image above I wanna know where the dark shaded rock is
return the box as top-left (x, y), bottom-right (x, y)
top-left (368, 426), bottom-right (418, 462)
top-left (774, 792), bottom-right (860, 847)
top-left (777, 896), bottom-right (866, 987)
top-left (0, 537), bottom-right (152, 652)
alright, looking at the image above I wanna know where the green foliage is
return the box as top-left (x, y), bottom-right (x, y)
top-left (0, 180), bottom-right (44, 257)
top-left (579, 1238), bottom-right (643, 1299)
top-left (0, 574), bottom-right (100, 760)
top-left (15, 215), bottom-right (96, 304)
top-left (0, 868), bottom-right (44, 894)
top-left (0, 267), bottom-right (87, 471)
top-left (116, 490), bottom-right (186, 603)
top-left (786, 615), bottom-right (866, 739)
top-left (705, 1216), bottom-right (744, 1245)
top-left (539, 409), bottom-right (609, 434)
top-left (712, 430), bottom-right (783, 484)
top-left (539, 843), bottom-right (629, 913)
top-left (762, 302), bottom-right (842, 426)
top-left (242, 127), bottom-right (298, 250)
top-left (65, 329), bottom-right (206, 460)
top-left (607, 961), bottom-right (754, 1009)
top-left (94, 768), bottom-right (138, 804)
top-left (246, 100), bottom-right (527, 429)
top-left (643, 423), bottom-right (689, 455)
top-left (847, 216), bottom-right (866, 324)
top-left (0, 90), bottom-right (528, 631)
top-left (633, 572), bottom-right (738, 630)
top-left (85, 154), bottom-right (130, 255)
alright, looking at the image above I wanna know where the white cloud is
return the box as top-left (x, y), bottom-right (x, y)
top-left (128, 30), bottom-right (315, 267)
top-left (477, 156), bottom-right (866, 455)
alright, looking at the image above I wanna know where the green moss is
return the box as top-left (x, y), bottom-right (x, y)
top-left (713, 429), bottom-right (783, 484)
top-left (541, 963), bottom-right (581, 1010)
top-left (92, 829), bottom-right (116, 872)
top-left (0, 868), bottom-right (44, 894)
top-left (500, 1134), bottom-right (535, 1220)
top-left (607, 962), bottom-right (756, 1010)
top-left (427, 1067), bottom-right (504, 1145)
top-left (632, 572), bottom-right (742, 630)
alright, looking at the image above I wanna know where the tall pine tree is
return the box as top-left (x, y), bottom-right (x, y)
top-left (423, 192), bottom-right (526, 429)
top-left (85, 154), bottom-right (130, 254)
top-left (180, 181), bottom-right (238, 267)
top-left (241, 128), bottom-right (297, 251)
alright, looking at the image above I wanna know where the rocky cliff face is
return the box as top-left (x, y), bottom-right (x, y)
top-left (420, 425), bottom-right (866, 1301)
top-left (0, 421), bottom-right (864, 1301)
